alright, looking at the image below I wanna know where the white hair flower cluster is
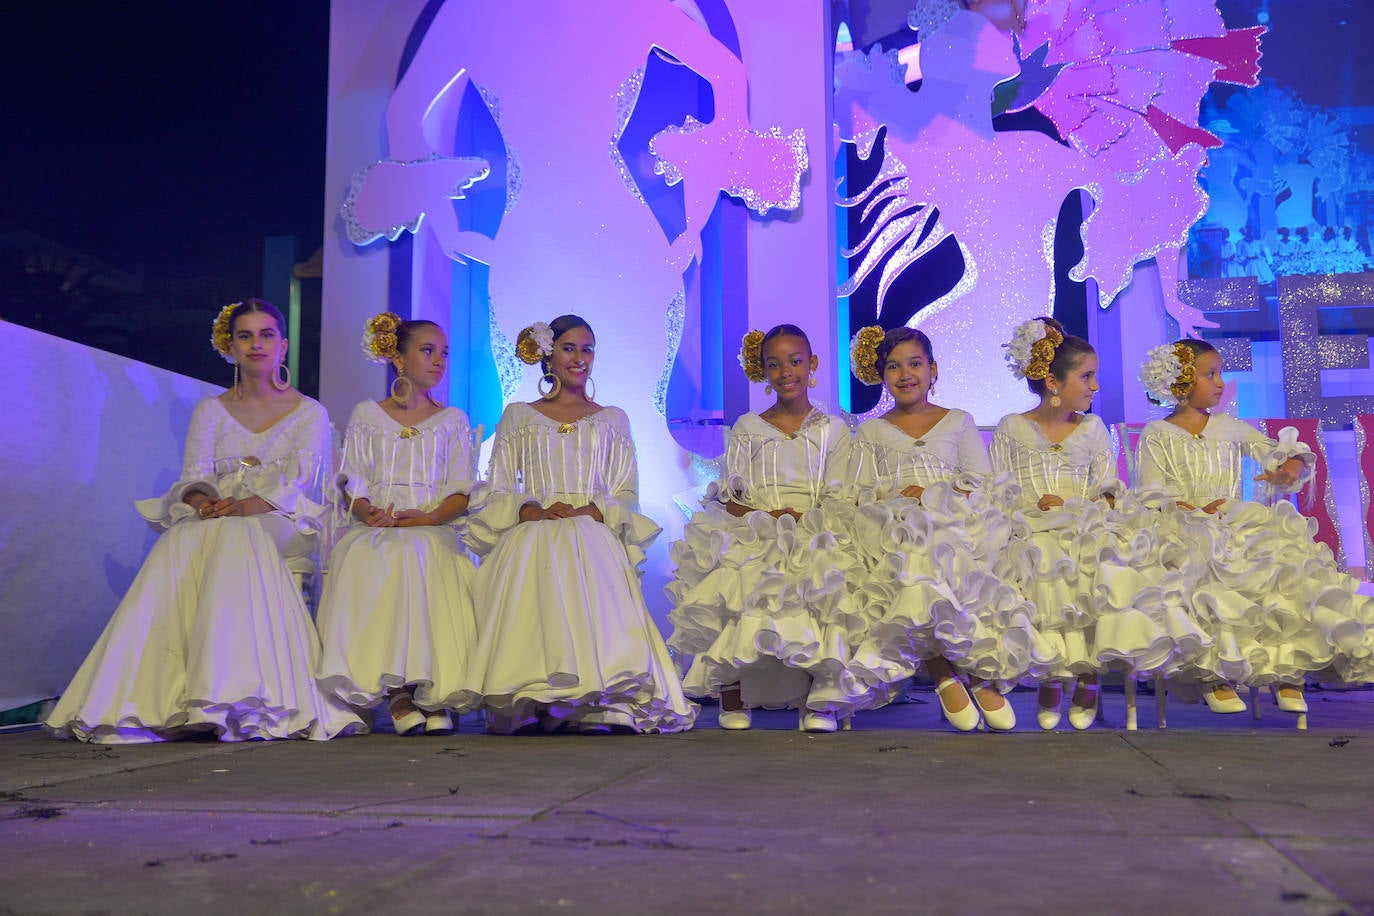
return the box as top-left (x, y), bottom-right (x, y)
top-left (1003, 318), bottom-right (1058, 379)
top-left (1139, 342), bottom-right (1197, 406)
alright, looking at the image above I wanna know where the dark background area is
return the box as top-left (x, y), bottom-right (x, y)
top-left (1, 2), bottom-right (329, 388)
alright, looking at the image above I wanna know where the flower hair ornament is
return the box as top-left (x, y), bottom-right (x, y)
top-left (361, 311), bottom-right (402, 364)
top-left (1003, 318), bottom-right (1063, 380)
top-left (1140, 342), bottom-right (1197, 406)
top-left (738, 329), bottom-right (766, 383)
top-left (210, 302), bottom-right (239, 364)
top-left (515, 321), bottom-right (555, 366)
top-left (849, 325), bottom-right (885, 386)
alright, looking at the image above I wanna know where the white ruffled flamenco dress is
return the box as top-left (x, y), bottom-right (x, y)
top-left (1138, 415), bottom-right (1373, 685)
top-left (991, 413), bottom-right (1207, 680)
top-left (45, 397), bottom-right (364, 742)
top-left (845, 410), bottom-right (1060, 701)
top-left (461, 403), bottom-right (696, 733)
top-left (666, 408), bottom-right (870, 715)
top-left (315, 401), bottom-right (481, 712)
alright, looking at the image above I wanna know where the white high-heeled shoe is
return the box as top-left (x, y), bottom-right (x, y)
top-left (1202, 683), bottom-right (1247, 714)
top-left (1272, 684), bottom-right (1308, 714)
top-left (1067, 681), bottom-right (1099, 731)
top-left (971, 683), bottom-right (1016, 731)
top-left (387, 694), bottom-right (426, 736)
top-left (424, 710), bottom-right (456, 735)
top-left (1036, 683), bottom-right (1063, 731)
top-left (935, 678), bottom-right (982, 732)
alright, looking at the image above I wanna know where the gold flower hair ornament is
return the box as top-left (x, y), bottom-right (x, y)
top-left (849, 325), bottom-right (885, 386)
top-left (1004, 319), bottom-right (1063, 380)
top-left (1169, 343), bottom-right (1197, 401)
top-left (737, 329), bottom-right (766, 383)
top-left (516, 322), bottom-right (555, 366)
top-left (210, 302), bottom-right (240, 363)
top-left (361, 311), bottom-right (402, 364)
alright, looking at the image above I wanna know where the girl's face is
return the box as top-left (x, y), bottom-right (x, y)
top-left (1047, 352), bottom-right (1099, 413)
top-left (1183, 350), bottom-right (1224, 411)
top-left (762, 333), bottom-right (816, 402)
top-left (548, 325), bottom-right (595, 393)
top-left (394, 325), bottom-right (449, 392)
top-left (882, 339), bottom-right (936, 408)
top-left (231, 311), bottom-right (287, 378)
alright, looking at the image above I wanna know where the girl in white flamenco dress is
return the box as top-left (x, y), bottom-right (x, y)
top-left (461, 315), bottom-right (695, 734)
top-left (1136, 340), bottom-right (1373, 716)
top-left (667, 324), bottom-right (861, 733)
top-left (46, 300), bottom-right (362, 743)
top-left (992, 318), bottom-right (1206, 731)
top-left (315, 314), bottom-right (481, 736)
top-left (843, 326), bottom-right (1058, 732)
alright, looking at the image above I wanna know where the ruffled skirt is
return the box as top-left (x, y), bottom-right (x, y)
top-left (845, 481), bottom-right (1060, 701)
top-left (462, 515), bottom-right (697, 733)
top-left (667, 501), bottom-right (869, 714)
top-left (1156, 499), bottom-right (1373, 685)
top-left (45, 515), bottom-right (364, 743)
top-left (315, 526), bottom-right (480, 711)
top-left (1002, 494), bottom-right (1210, 680)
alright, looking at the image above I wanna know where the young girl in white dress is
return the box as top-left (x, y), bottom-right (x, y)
top-left (667, 324), bottom-right (860, 732)
top-left (462, 315), bottom-right (696, 734)
top-left (991, 317), bottom-right (1191, 730)
top-left (46, 300), bottom-right (362, 742)
top-left (1136, 339), bottom-right (1373, 714)
top-left (315, 313), bottom-right (480, 735)
top-left (844, 326), bottom-right (1057, 731)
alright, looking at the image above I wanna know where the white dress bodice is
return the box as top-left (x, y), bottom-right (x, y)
top-left (990, 412), bottom-right (1119, 509)
top-left (1136, 413), bottom-right (1313, 506)
top-left (849, 409), bottom-right (989, 500)
top-left (337, 401), bottom-right (475, 516)
top-left (715, 408), bottom-right (852, 512)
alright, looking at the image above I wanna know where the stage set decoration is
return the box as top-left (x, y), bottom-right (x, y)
top-left (321, 0), bottom-right (1374, 609)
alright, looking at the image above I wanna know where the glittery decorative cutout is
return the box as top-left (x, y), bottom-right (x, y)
top-left (1276, 273), bottom-right (1374, 428)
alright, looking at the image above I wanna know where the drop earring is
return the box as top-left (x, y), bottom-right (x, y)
top-left (1049, 391), bottom-right (1062, 408)
top-left (764, 384), bottom-right (773, 396)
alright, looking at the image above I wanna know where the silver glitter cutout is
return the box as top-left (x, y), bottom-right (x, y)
top-left (475, 82), bottom-right (522, 214)
top-left (1355, 415), bottom-right (1373, 580)
top-left (340, 153), bottom-right (491, 246)
top-left (1177, 277), bottom-right (1263, 313)
top-left (489, 305), bottom-right (522, 400)
top-left (1209, 337), bottom-right (1253, 373)
top-left (1317, 335), bottom-right (1370, 371)
top-left (610, 68), bottom-right (647, 205)
top-left (655, 288), bottom-right (686, 417)
top-left (1277, 273), bottom-right (1374, 428)
top-left (908, 0), bottom-right (960, 38)
top-left (650, 116), bottom-right (809, 214)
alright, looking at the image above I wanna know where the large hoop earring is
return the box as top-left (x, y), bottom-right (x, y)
top-left (538, 373), bottom-right (562, 400)
top-left (233, 361), bottom-right (243, 399)
top-left (585, 377), bottom-right (597, 402)
top-left (391, 373), bottom-right (413, 407)
top-left (272, 362), bottom-right (291, 392)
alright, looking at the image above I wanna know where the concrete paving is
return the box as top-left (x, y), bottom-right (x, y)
top-left (2, 686), bottom-right (1371, 916)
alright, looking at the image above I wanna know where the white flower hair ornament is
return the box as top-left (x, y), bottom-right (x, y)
top-left (1139, 342), bottom-right (1197, 406)
top-left (516, 321), bottom-right (556, 365)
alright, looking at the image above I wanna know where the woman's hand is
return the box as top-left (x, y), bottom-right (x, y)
top-left (573, 503), bottom-right (604, 523)
top-left (364, 503), bottom-right (399, 527)
top-left (1036, 494), bottom-right (1065, 511)
top-left (901, 484), bottom-right (925, 500)
top-left (1176, 501), bottom-right (1198, 511)
top-left (768, 507), bottom-right (802, 520)
top-left (1202, 498), bottom-right (1227, 514)
top-left (393, 508), bottom-right (434, 528)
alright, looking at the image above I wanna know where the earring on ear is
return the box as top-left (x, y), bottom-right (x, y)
top-left (807, 377), bottom-right (817, 388)
top-left (1049, 391), bottom-right (1062, 408)
top-left (764, 384), bottom-right (773, 396)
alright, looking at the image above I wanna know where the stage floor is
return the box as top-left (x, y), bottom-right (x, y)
top-left (3, 687), bottom-right (1372, 915)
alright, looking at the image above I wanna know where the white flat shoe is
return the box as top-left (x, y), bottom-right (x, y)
top-left (1202, 683), bottom-right (1246, 714)
top-left (1067, 681), bottom-right (1099, 731)
top-left (935, 678), bottom-right (981, 732)
top-left (717, 707), bottom-right (752, 730)
top-left (424, 711), bottom-right (455, 736)
top-left (387, 695), bottom-right (426, 736)
top-left (799, 710), bottom-right (840, 733)
top-left (1036, 684), bottom-right (1063, 731)
top-left (971, 684), bottom-right (1016, 731)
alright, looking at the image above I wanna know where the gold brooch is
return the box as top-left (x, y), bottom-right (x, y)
top-left (912, 439), bottom-right (926, 447)
top-left (399, 427), bottom-right (419, 439)
top-left (1192, 433), bottom-right (1204, 440)
top-left (557, 421), bottom-right (576, 435)
top-left (1048, 443), bottom-right (1063, 452)
top-left (239, 456), bottom-right (261, 468)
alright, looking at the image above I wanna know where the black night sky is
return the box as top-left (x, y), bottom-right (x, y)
top-left (3, 1), bottom-right (329, 279)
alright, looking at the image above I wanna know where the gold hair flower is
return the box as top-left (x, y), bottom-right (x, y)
top-left (1168, 342), bottom-right (1197, 400)
top-left (516, 322), bottom-right (555, 366)
top-left (849, 325), bottom-right (885, 386)
top-left (361, 311), bottom-right (402, 364)
top-left (737, 329), bottom-right (766, 383)
top-left (210, 302), bottom-right (240, 364)
top-left (1023, 326), bottom-right (1064, 381)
